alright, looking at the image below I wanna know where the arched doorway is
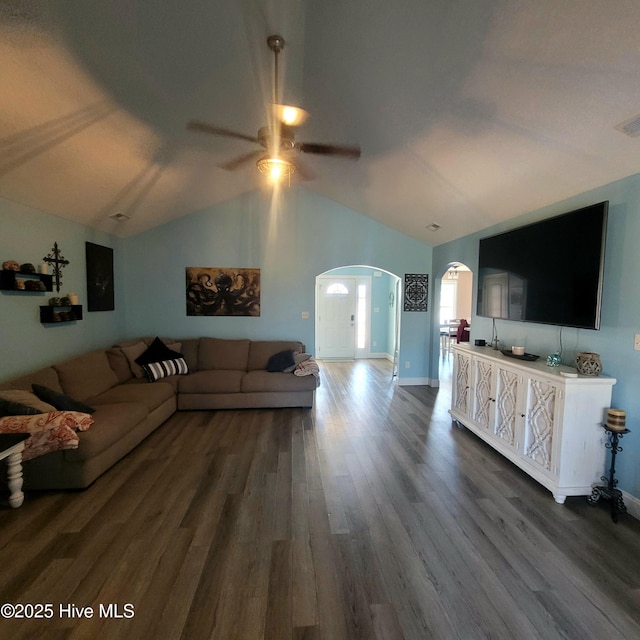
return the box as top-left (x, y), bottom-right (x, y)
top-left (315, 266), bottom-right (401, 369)
top-left (439, 262), bottom-right (473, 370)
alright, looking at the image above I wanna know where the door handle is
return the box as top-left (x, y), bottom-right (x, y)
top-left (351, 315), bottom-right (355, 321)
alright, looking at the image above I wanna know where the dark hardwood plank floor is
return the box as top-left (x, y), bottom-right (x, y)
top-left (1, 358), bottom-right (640, 639)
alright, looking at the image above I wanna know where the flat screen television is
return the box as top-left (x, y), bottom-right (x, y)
top-left (476, 201), bottom-right (608, 329)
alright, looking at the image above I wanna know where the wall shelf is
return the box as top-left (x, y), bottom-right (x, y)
top-left (0, 269), bottom-right (53, 292)
top-left (39, 305), bottom-right (83, 323)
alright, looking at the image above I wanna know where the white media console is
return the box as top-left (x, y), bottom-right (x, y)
top-left (449, 344), bottom-right (616, 503)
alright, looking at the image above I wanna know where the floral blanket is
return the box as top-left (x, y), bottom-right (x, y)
top-left (294, 357), bottom-right (320, 384)
top-left (0, 411), bottom-right (93, 460)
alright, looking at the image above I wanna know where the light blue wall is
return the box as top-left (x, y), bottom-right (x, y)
top-left (121, 187), bottom-right (433, 381)
top-left (0, 198), bottom-right (124, 379)
top-left (432, 172), bottom-right (640, 500)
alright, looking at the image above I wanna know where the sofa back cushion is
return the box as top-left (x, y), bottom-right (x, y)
top-left (199, 338), bottom-right (250, 371)
top-left (54, 350), bottom-right (119, 401)
top-left (178, 339), bottom-right (199, 372)
top-left (106, 345), bottom-right (136, 383)
top-left (6, 367), bottom-right (64, 394)
top-left (247, 341), bottom-right (305, 371)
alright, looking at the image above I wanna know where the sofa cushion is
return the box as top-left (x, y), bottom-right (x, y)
top-left (0, 389), bottom-right (57, 415)
top-left (179, 370), bottom-right (244, 394)
top-left (89, 381), bottom-right (175, 413)
top-left (199, 338), bottom-right (250, 371)
top-left (62, 402), bottom-right (149, 462)
top-left (241, 370), bottom-right (318, 393)
top-left (8, 367), bottom-right (64, 394)
top-left (106, 346), bottom-right (135, 383)
top-left (32, 384), bottom-right (96, 414)
top-left (247, 341), bottom-right (305, 371)
top-left (54, 351), bottom-right (119, 402)
top-left (121, 341), bottom-right (148, 378)
top-left (178, 339), bottom-right (199, 372)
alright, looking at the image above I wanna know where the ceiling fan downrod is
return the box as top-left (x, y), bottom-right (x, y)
top-left (267, 35), bottom-right (285, 107)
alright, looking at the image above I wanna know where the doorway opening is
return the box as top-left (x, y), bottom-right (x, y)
top-left (315, 267), bottom-right (401, 369)
top-left (439, 262), bottom-right (473, 374)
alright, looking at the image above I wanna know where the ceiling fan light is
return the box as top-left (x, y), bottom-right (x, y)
top-left (274, 103), bottom-right (309, 126)
top-left (256, 156), bottom-right (295, 181)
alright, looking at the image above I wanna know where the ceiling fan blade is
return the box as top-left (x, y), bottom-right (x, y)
top-left (219, 150), bottom-right (263, 171)
top-left (187, 120), bottom-right (259, 144)
top-left (296, 141), bottom-right (361, 160)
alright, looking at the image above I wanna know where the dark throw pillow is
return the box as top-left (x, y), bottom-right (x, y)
top-left (0, 397), bottom-right (42, 417)
top-left (135, 337), bottom-right (183, 366)
top-left (267, 349), bottom-right (296, 372)
top-left (32, 384), bottom-right (96, 414)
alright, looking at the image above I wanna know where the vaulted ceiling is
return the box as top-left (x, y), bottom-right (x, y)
top-left (2, 1), bottom-right (640, 245)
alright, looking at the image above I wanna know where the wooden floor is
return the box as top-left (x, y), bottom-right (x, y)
top-left (1, 358), bottom-right (640, 640)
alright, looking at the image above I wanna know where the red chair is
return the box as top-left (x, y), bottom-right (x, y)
top-left (456, 319), bottom-right (470, 343)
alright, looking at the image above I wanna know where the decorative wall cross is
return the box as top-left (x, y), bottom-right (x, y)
top-left (43, 242), bottom-right (69, 293)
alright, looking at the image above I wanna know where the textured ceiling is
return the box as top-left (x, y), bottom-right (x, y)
top-left (1, 1), bottom-right (640, 245)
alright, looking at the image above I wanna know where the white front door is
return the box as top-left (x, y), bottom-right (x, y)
top-left (317, 277), bottom-right (356, 359)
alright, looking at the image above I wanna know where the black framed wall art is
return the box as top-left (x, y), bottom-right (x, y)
top-left (186, 267), bottom-right (260, 316)
top-left (404, 273), bottom-right (428, 312)
top-left (86, 242), bottom-right (114, 311)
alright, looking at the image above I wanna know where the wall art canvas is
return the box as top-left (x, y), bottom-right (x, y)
top-left (404, 273), bottom-right (428, 312)
top-left (86, 242), bottom-right (114, 311)
top-left (186, 267), bottom-right (261, 316)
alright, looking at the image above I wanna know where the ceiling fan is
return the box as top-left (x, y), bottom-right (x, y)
top-left (187, 34), bottom-right (361, 181)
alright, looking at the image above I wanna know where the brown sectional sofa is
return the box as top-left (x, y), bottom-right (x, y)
top-left (0, 337), bottom-right (317, 490)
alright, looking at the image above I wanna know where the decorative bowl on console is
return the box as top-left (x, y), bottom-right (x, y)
top-left (576, 352), bottom-right (602, 376)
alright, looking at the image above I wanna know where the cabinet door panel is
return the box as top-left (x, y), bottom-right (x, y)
top-left (523, 378), bottom-right (557, 471)
top-left (472, 358), bottom-right (494, 429)
top-left (453, 352), bottom-right (471, 417)
top-left (494, 367), bottom-right (520, 447)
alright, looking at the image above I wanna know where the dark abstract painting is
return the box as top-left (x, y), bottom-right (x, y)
top-left (186, 267), bottom-right (260, 316)
top-left (86, 242), bottom-right (114, 311)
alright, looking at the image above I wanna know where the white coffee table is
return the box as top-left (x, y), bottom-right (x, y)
top-left (0, 434), bottom-right (28, 508)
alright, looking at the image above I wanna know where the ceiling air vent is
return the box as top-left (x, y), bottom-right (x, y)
top-left (426, 223), bottom-right (442, 232)
top-left (615, 113), bottom-right (640, 137)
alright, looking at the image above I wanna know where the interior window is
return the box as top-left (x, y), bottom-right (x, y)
top-left (440, 281), bottom-right (456, 324)
top-left (326, 283), bottom-right (349, 295)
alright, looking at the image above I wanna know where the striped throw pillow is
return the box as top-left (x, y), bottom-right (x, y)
top-left (142, 358), bottom-right (189, 382)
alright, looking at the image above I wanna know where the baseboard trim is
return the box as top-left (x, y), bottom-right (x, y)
top-left (622, 490), bottom-right (640, 521)
top-left (397, 377), bottom-right (430, 386)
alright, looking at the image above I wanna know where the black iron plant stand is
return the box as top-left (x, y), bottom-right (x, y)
top-left (587, 425), bottom-right (630, 522)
